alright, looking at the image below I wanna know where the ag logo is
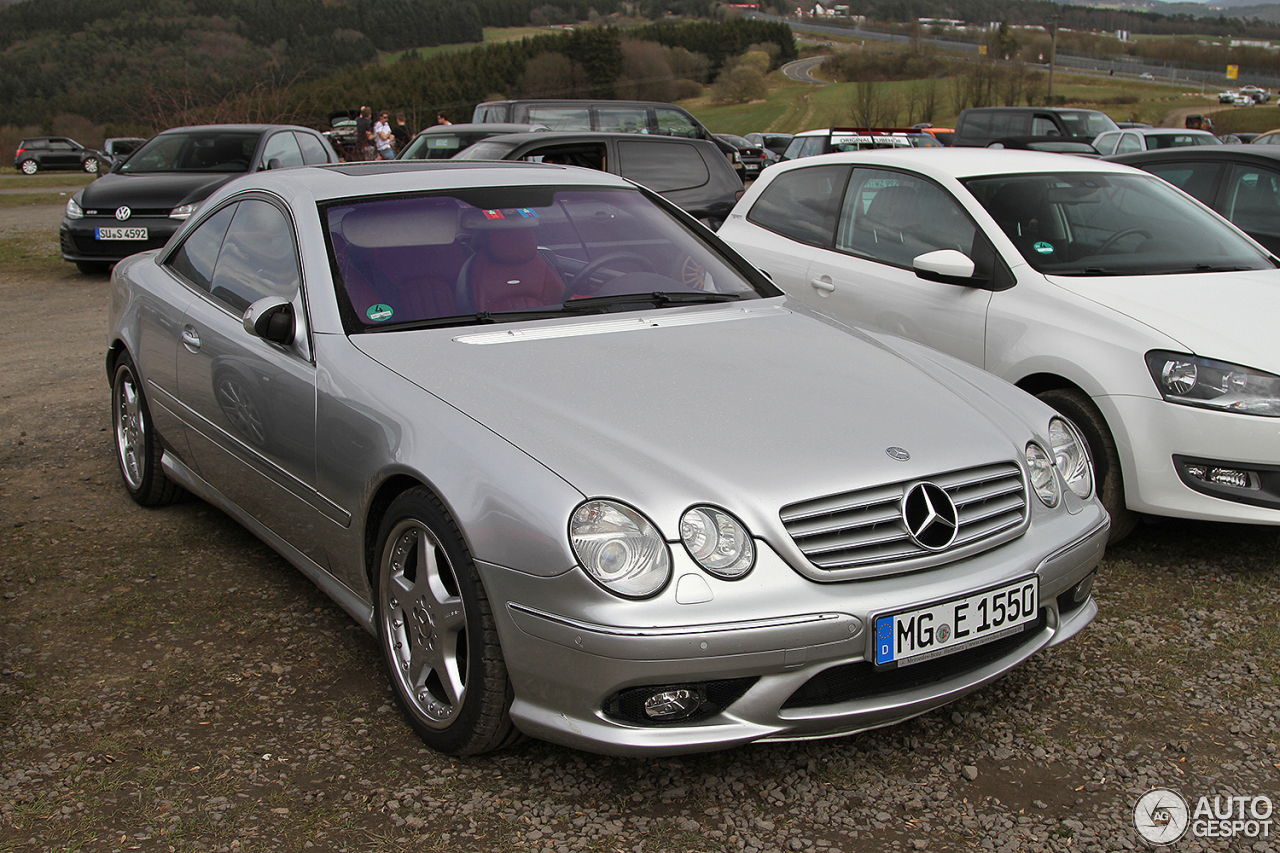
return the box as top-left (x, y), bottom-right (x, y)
top-left (115, 206), bottom-right (132, 221)
top-left (1134, 788), bottom-right (1189, 845)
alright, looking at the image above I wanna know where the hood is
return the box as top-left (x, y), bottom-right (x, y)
top-left (351, 302), bottom-right (1035, 536)
top-left (1048, 269), bottom-right (1280, 370)
top-left (80, 171), bottom-right (242, 211)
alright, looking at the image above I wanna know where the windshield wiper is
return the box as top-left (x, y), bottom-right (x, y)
top-left (560, 291), bottom-right (743, 312)
top-left (1054, 267), bottom-right (1130, 277)
top-left (364, 310), bottom-right (565, 332)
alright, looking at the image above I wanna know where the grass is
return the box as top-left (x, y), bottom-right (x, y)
top-left (0, 233), bottom-right (64, 276)
top-left (0, 171), bottom-right (95, 183)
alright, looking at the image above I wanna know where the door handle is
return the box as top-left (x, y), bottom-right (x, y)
top-left (181, 325), bottom-right (201, 352)
top-left (809, 277), bottom-right (836, 294)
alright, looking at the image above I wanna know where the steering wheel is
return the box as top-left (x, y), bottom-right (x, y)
top-left (567, 251), bottom-right (657, 297)
top-left (1096, 228), bottom-right (1153, 255)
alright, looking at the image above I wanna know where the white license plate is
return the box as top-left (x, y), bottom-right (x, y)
top-left (874, 576), bottom-right (1038, 669)
top-left (95, 227), bottom-right (148, 240)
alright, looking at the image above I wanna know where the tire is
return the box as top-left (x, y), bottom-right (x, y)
top-left (1037, 388), bottom-right (1137, 543)
top-left (111, 352), bottom-right (184, 507)
top-left (83, 157), bottom-right (99, 174)
top-left (75, 261), bottom-right (110, 275)
top-left (19, 159), bottom-right (37, 174)
top-left (374, 488), bottom-right (520, 755)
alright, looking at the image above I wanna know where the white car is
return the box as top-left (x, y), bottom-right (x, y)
top-left (718, 149), bottom-right (1280, 541)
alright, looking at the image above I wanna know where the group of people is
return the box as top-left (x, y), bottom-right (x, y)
top-left (350, 106), bottom-right (451, 161)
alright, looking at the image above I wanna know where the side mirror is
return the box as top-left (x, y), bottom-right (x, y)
top-left (243, 297), bottom-right (295, 345)
top-left (913, 249), bottom-right (977, 285)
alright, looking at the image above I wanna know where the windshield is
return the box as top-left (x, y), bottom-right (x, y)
top-left (327, 186), bottom-right (775, 333)
top-left (963, 172), bottom-right (1276, 275)
top-left (120, 131), bottom-right (260, 173)
top-left (451, 140), bottom-right (521, 161)
top-left (1057, 111), bottom-right (1118, 140)
top-left (401, 133), bottom-right (498, 160)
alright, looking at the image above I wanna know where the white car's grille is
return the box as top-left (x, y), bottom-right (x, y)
top-left (780, 462), bottom-right (1027, 571)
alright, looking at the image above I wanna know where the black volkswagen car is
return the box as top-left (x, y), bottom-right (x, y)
top-left (61, 124), bottom-right (336, 274)
top-left (1107, 144), bottom-right (1280, 255)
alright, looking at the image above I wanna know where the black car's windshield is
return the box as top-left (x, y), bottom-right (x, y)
top-left (121, 131), bottom-right (260, 173)
top-left (452, 140), bottom-right (522, 161)
top-left (963, 172), bottom-right (1277, 275)
top-left (401, 133), bottom-right (500, 160)
top-left (327, 186), bottom-right (775, 333)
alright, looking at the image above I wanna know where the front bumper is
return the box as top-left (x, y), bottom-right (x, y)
top-left (60, 216), bottom-right (180, 263)
top-left (1101, 393), bottom-right (1280, 523)
top-left (482, 504), bottom-right (1108, 756)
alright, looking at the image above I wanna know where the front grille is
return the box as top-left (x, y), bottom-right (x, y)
top-left (781, 612), bottom-right (1045, 709)
top-left (780, 462), bottom-right (1027, 572)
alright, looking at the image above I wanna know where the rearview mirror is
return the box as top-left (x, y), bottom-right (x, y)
top-left (913, 249), bottom-right (977, 285)
top-left (243, 297), bottom-right (295, 345)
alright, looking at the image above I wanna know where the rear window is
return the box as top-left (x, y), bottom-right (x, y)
top-left (617, 140), bottom-right (709, 192)
top-left (747, 165), bottom-right (849, 247)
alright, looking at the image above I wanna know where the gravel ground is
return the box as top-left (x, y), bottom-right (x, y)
top-left (0, 196), bottom-right (1277, 853)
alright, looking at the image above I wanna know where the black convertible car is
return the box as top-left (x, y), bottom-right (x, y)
top-left (60, 124), bottom-right (336, 274)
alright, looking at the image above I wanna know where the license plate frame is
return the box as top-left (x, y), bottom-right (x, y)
top-left (873, 576), bottom-right (1039, 670)
top-left (95, 226), bottom-right (148, 240)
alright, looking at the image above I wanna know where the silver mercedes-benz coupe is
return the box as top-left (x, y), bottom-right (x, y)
top-left (107, 160), bottom-right (1107, 756)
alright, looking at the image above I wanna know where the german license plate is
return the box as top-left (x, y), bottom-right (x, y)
top-left (95, 227), bottom-right (147, 240)
top-left (874, 577), bottom-right (1038, 669)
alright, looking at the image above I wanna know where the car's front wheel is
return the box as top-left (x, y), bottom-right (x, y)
top-left (112, 352), bottom-right (184, 506)
top-left (19, 159), bottom-right (37, 174)
top-left (83, 157), bottom-right (99, 174)
top-left (1037, 388), bottom-right (1137, 542)
top-left (374, 488), bottom-right (520, 755)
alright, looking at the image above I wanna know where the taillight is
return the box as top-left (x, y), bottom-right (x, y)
top-left (15, 147), bottom-right (24, 157)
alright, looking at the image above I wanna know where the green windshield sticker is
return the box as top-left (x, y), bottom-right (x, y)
top-left (366, 304), bottom-right (394, 322)
top-left (1033, 241), bottom-right (1055, 255)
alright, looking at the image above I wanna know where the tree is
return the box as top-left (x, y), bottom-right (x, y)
top-left (516, 51), bottom-right (590, 98)
top-left (711, 65), bottom-right (766, 104)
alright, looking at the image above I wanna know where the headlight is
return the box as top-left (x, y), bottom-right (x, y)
top-left (1026, 442), bottom-right (1060, 507)
top-left (1048, 417), bottom-right (1093, 499)
top-left (679, 506), bottom-right (754, 579)
top-left (570, 500), bottom-right (671, 598)
top-left (170, 202), bottom-right (200, 220)
top-left (1146, 351), bottom-right (1280, 417)
top-left (65, 197), bottom-right (83, 219)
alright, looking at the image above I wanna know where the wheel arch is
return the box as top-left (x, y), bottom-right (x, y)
top-left (362, 473), bottom-right (474, 594)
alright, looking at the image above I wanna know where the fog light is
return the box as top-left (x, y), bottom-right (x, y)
top-left (1183, 463), bottom-right (1260, 490)
top-left (643, 688), bottom-right (704, 720)
top-left (1071, 571), bottom-right (1096, 605)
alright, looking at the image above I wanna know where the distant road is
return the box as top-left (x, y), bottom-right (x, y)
top-left (782, 56), bottom-right (829, 84)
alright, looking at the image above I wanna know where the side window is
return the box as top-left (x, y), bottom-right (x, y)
top-left (963, 112), bottom-right (993, 138)
top-left (1142, 161), bottom-right (1222, 205)
top-left (1223, 165), bottom-right (1280, 238)
top-left (598, 107), bottom-right (649, 133)
top-left (49, 139), bottom-right (74, 151)
top-left (526, 106), bottom-right (591, 130)
top-left (166, 204), bottom-right (237, 292)
top-left (746, 164), bottom-right (849, 247)
top-left (262, 132), bottom-right (304, 169)
top-left (208, 200), bottom-right (300, 314)
top-left (800, 136), bottom-right (826, 158)
top-left (781, 138), bottom-right (805, 160)
top-left (619, 141), bottom-right (708, 192)
top-left (295, 132), bottom-right (332, 164)
top-left (519, 143), bottom-right (606, 171)
top-left (655, 108), bottom-right (698, 138)
top-left (836, 169), bottom-right (976, 268)
top-left (1029, 116), bottom-right (1055, 136)
top-left (1092, 132), bottom-right (1119, 156)
top-left (1116, 133), bottom-right (1143, 154)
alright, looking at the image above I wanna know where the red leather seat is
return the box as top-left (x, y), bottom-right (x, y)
top-left (467, 226), bottom-right (565, 313)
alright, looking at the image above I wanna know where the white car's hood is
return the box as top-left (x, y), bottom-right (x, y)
top-left (1047, 269), bottom-right (1280, 369)
top-left (352, 302), bottom-right (1037, 533)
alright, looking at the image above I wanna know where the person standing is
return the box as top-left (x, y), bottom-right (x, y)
top-left (355, 106), bottom-right (374, 161)
top-left (374, 111), bottom-right (395, 160)
top-left (392, 112), bottom-right (412, 152)
top-left (436, 111), bottom-right (452, 126)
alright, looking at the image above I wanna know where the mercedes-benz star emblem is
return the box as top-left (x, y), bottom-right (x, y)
top-left (902, 482), bottom-right (959, 551)
top-left (886, 446), bottom-right (910, 461)
top-left (115, 206), bottom-right (131, 221)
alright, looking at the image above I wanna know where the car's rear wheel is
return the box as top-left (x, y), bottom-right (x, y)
top-left (83, 157), bottom-right (99, 174)
top-left (1037, 388), bottom-right (1137, 542)
top-left (111, 352), bottom-right (184, 506)
top-left (19, 159), bottom-right (36, 174)
top-left (374, 488), bottom-right (520, 755)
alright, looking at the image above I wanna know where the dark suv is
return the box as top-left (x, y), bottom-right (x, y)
top-left (951, 107), bottom-right (1119, 147)
top-left (14, 137), bottom-right (104, 174)
top-left (454, 131), bottom-right (743, 228)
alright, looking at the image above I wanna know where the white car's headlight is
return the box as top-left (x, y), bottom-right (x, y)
top-left (65, 197), bottom-right (83, 219)
top-left (570, 500), bottom-right (671, 598)
top-left (679, 506), bottom-right (754, 579)
top-left (170, 202), bottom-right (201, 220)
top-left (1026, 442), bottom-right (1061, 507)
top-left (1147, 351), bottom-right (1280, 417)
top-left (1049, 417), bottom-right (1093, 499)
